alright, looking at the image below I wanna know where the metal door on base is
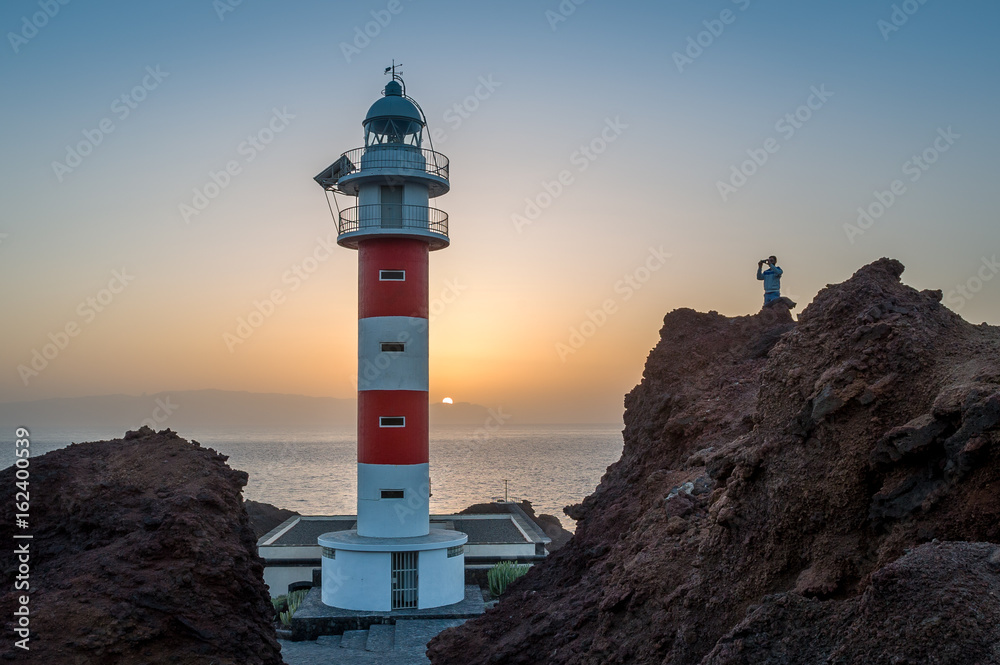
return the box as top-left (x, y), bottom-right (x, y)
top-left (391, 551), bottom-right (418, 609)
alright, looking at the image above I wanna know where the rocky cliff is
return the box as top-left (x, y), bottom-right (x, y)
top-left (428, 259), bottom-right (1000, 664)
top-left (0, 427), bottom-right (283, 665)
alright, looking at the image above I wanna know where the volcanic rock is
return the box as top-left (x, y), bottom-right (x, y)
top-left (244, 500), bottom-right (299, 540)
top-left (0, 427), bottom-right (282, 665)
top-left (703, 541), bottom-right (1000, 664)
top-left (457, 500), bottom-right (573, 552)
top-left (427, 259), bottom-right (1000, 664)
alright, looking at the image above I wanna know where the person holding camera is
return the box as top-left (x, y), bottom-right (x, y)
top-left (757, 256), bottom-right (783, 306)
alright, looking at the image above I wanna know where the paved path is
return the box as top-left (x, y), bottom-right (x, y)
top-left (279, 619), bottom-right (465, 665)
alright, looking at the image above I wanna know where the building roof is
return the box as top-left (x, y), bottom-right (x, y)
top-left (270, 519), bottom-right (356, 546)
top-left (261, 512), bottom-right (538, 548)
top-left (445, 518), bottom-right (526, 544)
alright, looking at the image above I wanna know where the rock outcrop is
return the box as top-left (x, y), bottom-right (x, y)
top-left (245, 499), bottom-right (299, 540)
top-left (428, 259), bottom-right (1000, 664)
top-left (0, 427), bottom-right (283, 665)
top-left (457, 500), bottom-right (573, 552)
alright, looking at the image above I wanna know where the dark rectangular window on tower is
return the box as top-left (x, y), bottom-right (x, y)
top-left (379, 416), bottom-right (405, 428)
top-left (379, 270), bottom-right (406, 281)
top-left (381, 342), bottom-right (405, 352)
top-left (380, 489), bottom-right (405, 499)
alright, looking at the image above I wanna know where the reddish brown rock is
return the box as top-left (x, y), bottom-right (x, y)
top-left (704, 541), bottom-right (1000, 664)
top-left (427, 259), bottom-right (1000, 665)
top-left (244, 499), bottom-right (299, 540)
top-left (0, 427), bottom-right (283, 665)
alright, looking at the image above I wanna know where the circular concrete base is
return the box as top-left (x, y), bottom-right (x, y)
top-left (318, 529), bottom-right (467, 611)
top-left (318, 528), bottom-right (466, 552)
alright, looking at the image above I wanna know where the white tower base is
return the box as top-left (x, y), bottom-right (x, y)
top-left (318, 529), bottom-right (467, 611)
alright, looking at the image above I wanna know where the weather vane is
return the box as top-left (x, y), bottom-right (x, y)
top-left (384, 60), bottom-right (403, 80)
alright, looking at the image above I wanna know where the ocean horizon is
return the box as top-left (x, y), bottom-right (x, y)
top-left (3, 423), bottom-right (624, 531)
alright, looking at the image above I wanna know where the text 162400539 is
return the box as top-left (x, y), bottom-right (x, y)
top-left (13, 427), bottom-right (32, 651)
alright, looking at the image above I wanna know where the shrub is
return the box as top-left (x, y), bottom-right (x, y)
top-left (272, 594), bottom-right (288, 616)
top-left (275, 589), bottom-right (308, 627)
top-left (487, 560), bottom-right (530, 597)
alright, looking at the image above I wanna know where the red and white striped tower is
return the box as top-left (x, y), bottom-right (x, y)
top-left (313, 71), bottom-right (466, 612)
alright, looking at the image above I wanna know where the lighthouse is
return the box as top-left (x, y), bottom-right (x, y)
top-left (313, 71), bottom-right (467, 611)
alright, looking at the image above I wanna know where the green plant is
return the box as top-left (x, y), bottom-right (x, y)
top-left (274, 589), bottom-right (309, 627)
top-left (272, 594), bottom-right (288, 616)
top-left (487, 560), bottom-right (530, 597)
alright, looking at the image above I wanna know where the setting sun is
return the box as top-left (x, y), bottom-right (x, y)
top-left (442, 397), bottom-right (454, 405)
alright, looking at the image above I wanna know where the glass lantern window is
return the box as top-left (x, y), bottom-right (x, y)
top-left (365, 118), bottom-right (423, 146)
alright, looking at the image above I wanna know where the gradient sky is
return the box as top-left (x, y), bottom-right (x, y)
top-left (2, 0), bottom-right (998, 423)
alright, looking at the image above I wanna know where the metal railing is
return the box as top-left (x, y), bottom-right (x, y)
top-left (491, 496), bottom-right (523, 505)
top-left (338, 204), bottom-right (449, 237)
top-left (339, 146), bottom-right (449, 182)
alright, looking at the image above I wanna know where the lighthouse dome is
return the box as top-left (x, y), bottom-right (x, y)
top-left (363, 80), bottom-right (424, 146)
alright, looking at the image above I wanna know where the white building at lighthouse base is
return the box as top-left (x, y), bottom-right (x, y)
top-left (318, 528), bottom-right (467, 611)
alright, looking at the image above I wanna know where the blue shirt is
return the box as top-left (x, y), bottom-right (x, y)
top-left (757, 265), bottom-right (782, 293)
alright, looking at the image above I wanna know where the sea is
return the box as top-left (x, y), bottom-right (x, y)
top-left (2, 424), bottom-right (624, 531)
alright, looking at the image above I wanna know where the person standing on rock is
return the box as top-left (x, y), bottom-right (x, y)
top-left (757, 256), bottom-right (783, 306)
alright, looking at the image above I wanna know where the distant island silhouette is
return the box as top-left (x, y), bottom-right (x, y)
top-left (0, 389), bottom-right (498, 432)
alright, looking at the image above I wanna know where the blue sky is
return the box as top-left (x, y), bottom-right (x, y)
top-left (1, 0), bottom-right (998, 422)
